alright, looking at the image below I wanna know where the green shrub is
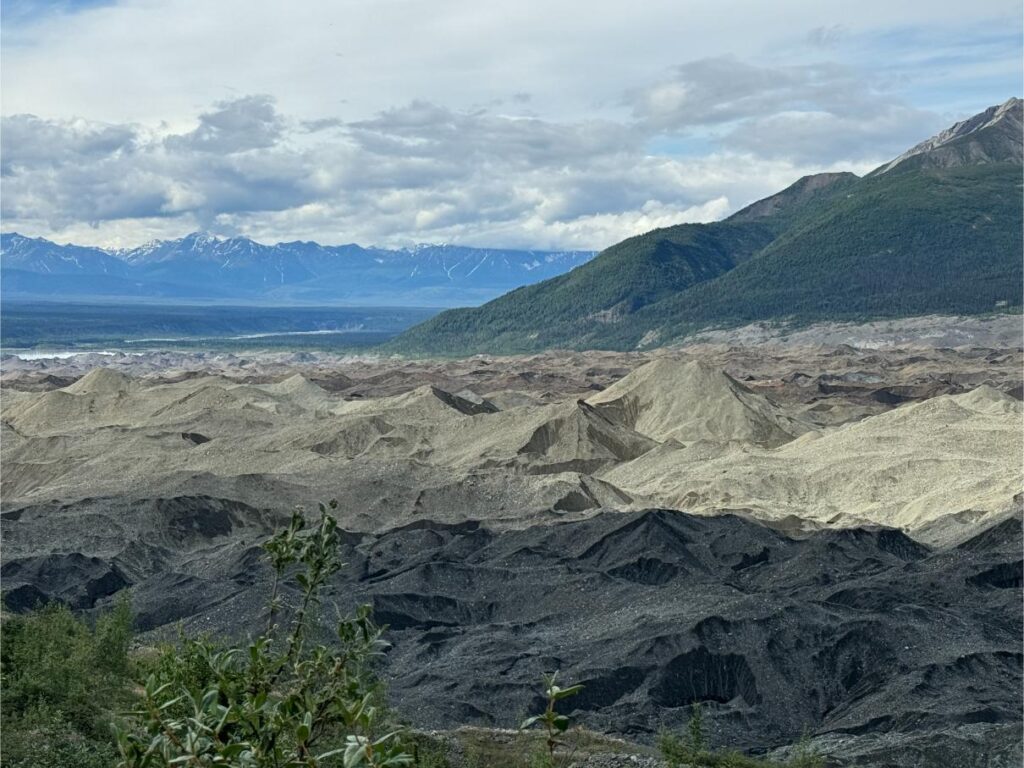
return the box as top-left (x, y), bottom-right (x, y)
top-left (0, 595), bottom-right (134, 767)
top-left (1, 704), bottom-right (120, 768)
top-left (659, 705), bottom-right (824, 768)
top-left (0, 596), bottom-right (134, 735)
top-left (519, 671), bottom-right (584, 768)
top-left (401, 733), bottom-right (451, 767)
top-left (114, 502), bottom-right (412, 767)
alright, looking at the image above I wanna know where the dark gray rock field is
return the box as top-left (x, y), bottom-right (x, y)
top-left (3, 496), bottom-right (1020, 767)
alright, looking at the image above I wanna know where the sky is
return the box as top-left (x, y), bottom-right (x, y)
top-left (1, 0), bottom-right (1021, 251)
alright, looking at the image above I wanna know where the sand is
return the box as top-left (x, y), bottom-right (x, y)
top-left (2, 348), bottom-right (1020, 539)
top-left (601, 385), bottom-right (1022, 534)
top-left (586, 358), bottom-right (805, 446)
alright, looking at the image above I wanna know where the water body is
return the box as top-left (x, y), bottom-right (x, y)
top-left (3, 350), bottom-right (135, 361)
top-left (1, 302), bottom-right (440, 352)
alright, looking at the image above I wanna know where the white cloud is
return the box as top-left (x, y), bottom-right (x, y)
top-left (163, 95), bottom-right (284, 154)
top-left (0, 0), bottom-right (1019, 249)
top-left (2, 95), bottom-right (882, 249)
top-left (1, 102), bottom-right (321, 229)
top-left (727, 106), bottom-right (940, 164)
top-left (3, 0), bottom-right (1018, 122)
top-left (625, 56), bottom-right (943, 147)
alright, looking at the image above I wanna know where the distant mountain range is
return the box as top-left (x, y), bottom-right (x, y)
top-left (391, 98), bottom-right (1023, 354)
top-left (0, 233), bottom-right (595, 307)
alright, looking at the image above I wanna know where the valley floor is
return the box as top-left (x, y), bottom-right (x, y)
top-left (1, 328), bottom-right (1021, 767)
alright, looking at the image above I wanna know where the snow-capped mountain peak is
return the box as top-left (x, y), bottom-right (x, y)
top-left (0, 232), bottom-right (595, 306)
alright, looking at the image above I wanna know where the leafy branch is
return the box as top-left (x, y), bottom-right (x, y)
top-left (520, 671), bottom-right (583, 767)
top-left (114, 501), bottom-right (411, 768)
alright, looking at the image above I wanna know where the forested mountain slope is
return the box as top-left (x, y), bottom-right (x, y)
top-left (391, 99), bottom-right (1022, 354)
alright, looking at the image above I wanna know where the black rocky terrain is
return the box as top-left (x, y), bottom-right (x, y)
top-left (2, 496), bottom-right (1020, 766)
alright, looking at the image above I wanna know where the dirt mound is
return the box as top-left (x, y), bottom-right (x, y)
top-left (512, 401), bottom-right (657, 474)
top-left (604, 385), bottom-right (1022, 532)
top-left (3, 356), bottom-right (1019, 539)
top-left (586, 359), bottom-right (801, 446)
top-left (950, 383), bottom-right (1021, 414)
top-left (64, 367), bottom-right (136, 395)
top-left (267, 373), bottom-right (325, 395)
top-left (263, 374), bottom-right (333, 409)
top-left (1, 552), bottom-right (129, 610)
top-left (425, 399), bottom-right (657, 475)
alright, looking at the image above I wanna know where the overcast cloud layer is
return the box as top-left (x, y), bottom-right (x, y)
top-left (1, 0), bottom-right (1021, 250)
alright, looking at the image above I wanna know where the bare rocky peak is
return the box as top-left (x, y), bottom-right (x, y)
top-left (872, 97), bottom-right (1023, 175)
top-left (727, 171), bottom-right (859, 222)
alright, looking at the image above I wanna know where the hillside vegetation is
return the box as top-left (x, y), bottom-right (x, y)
top-left (391, 221), bottom-right (777, 354)
top-left (612, 163), bottom-right (1023, 347)
top-left (389, 101), bottom-right (1023, 355)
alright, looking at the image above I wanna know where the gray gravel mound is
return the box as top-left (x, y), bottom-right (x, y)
top-left (2, 499), bottom-right (1019, 767)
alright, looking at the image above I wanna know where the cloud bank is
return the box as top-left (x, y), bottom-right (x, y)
top-left (1, 0), bottom-right (1020, 249)
top-left (0, 89), bottom-right (890, 249)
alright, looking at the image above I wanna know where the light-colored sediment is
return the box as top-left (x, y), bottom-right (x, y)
top-left (2, 344), bottom-right (1020, 540)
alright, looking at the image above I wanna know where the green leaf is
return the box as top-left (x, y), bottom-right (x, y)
top-left (157, 695), bottom-right (187, 711)
top-left (200, 688), bottom-right (219, 712)
top-left (295, 711), bottom-right (313, 742)
top-left (553, 684), bottom-right (583, 700)
top-left (343, 735), bottom-right (371, 767)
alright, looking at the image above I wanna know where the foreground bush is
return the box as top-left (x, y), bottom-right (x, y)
top-left (0, 597), bottom-right (132, 767)
top-left (1, 705), bottom-right (120, 768)
top-left (114, 502), bottom-right (412, 767)
top-left (659, 703), bottom-right (824, 768)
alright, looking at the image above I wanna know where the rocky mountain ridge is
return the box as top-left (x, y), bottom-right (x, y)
top-left (871, 97), bottom-right (1023, 175)
top-left (0, 232), bottom-right (594, 306)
